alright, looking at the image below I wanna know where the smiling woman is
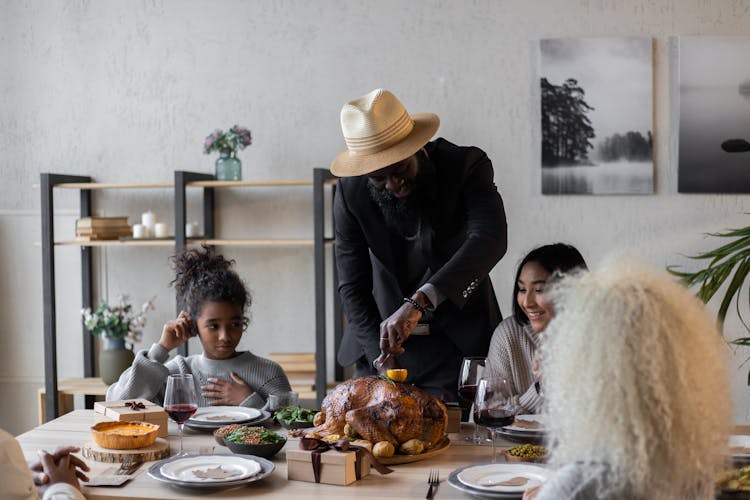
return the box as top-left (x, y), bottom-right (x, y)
top-left (484, 243), bottom-right (587, 414)
top-left (105, 246), bottom-right (292, 409)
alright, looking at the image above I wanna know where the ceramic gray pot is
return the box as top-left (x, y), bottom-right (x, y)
top-left (100, 337), bottom-right (135, 385)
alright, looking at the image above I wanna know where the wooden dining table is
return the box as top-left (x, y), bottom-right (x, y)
top-left (16, 409), bottom-right (525, 499)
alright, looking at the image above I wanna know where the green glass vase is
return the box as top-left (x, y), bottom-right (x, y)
top-left (99, 337), bottom-right (135, 385)
top-left (215, 152), bottom-right (242, 181)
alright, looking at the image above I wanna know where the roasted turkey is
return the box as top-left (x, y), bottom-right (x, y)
top-left (310, 376), bottom-right (447, 449)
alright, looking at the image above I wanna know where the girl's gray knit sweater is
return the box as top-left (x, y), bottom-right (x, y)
top-left (106, 343), bottom-right (292, 408)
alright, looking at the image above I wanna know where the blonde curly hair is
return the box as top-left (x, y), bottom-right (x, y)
top-left (540, 257), bottom-right (732, 499)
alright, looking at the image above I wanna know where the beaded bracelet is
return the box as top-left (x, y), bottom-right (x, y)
top-left (403, 297), bottom-right (427, 315)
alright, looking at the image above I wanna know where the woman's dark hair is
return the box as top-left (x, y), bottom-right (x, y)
top-left (170, 245), bottom-right (251, 322)
top-left (512, 243), bottom-right (587, 325)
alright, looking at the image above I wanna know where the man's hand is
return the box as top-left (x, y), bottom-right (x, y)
top-left (159, 310), bottom-right (195, 352)
top-left (30, 446), bottom-right (89, 486)
top-left (202, 372), bottom-right (252, 406)
top-left (372, 352), bottom-right (398, 375)
top-left (379, 301), bottom-right (423, 356)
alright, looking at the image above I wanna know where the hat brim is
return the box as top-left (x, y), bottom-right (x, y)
top-left (330, 113), bottom-right (440, 177)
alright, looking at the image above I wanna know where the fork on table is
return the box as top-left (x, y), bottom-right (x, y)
top-left (115, 459), bottom-right (143, 476)
top-left (425, 468), bottom-right (439, 499)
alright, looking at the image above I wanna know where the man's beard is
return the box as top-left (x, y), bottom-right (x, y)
top-left (368, 178), bottom-right (423, 237)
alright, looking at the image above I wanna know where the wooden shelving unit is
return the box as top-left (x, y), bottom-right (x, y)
top-left (39, 169), bottom-right (341, 421)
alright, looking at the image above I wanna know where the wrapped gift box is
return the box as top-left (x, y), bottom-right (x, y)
top-left (445, 403), bottom-right (462, 434)
top-left (94, 399), bottom-right (168, 438)
top-left (287, 447), bottom-right (371, 485)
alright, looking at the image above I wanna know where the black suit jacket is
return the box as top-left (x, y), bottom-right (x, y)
top-left (334, 138), bottom-right (508, 367)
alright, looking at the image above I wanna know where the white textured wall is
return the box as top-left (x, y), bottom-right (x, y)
top-left (2, 0), bottom-right (750, 433)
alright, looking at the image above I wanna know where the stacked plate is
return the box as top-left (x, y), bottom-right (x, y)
top-left (148, 454), bottom-right (274, 489)
top-left (496, 414), bottom-right (546, 445)
top-left (730, 434), bottom-right (750, 464)
top-left (185, 406), bottom-right (271, 431)
top-left (448, 462), bottom-right (549, 499)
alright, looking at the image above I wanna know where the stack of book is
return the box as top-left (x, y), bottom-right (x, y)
top-left (75, 217), bottom-right (132, 240)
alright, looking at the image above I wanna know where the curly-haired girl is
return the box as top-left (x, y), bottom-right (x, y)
top-left (524, 258), bottom-right (732, 500)
top-left (107, 246), bottom-right (291, 408)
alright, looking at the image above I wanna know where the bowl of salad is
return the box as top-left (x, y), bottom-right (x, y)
top-left (274, 406), bottom-right (319, 430)
top-left (224, 425), bottom-right (286, 458)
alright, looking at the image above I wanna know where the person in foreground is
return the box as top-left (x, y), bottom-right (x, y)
top-left (524, 258), bottom-right (732, 500)
top-left (107, 246), bottom-right (291, 408)
top-left (1, 428), bottom-right (89, 500)
top-left (485, 243), bottom-right (587, 414)
top-left (330, 88), bottom-right (508, 399)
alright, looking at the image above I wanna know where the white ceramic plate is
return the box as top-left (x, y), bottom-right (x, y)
top-left (159, 455), bottom-right (261, 483)
top-left (730, 434), bottom-right (750, 459)
top-left (189, 406), bottom-right (262, 425)
top-left (502, 414), bottom-right (546, 433)
top-left (149, 454), bottom-right (275, 490)
top-left (457, 463), bottom-right (548, 493)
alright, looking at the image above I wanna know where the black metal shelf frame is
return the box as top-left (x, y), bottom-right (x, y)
top-left (40, 169), bottom-right (341, 419)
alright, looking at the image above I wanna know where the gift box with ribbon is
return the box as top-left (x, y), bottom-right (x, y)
top-left (444, 402), bottom-right (462, 433)
top-left (287, 437), bottom-right (392, 485)
top-left (93, 399), bottom-right (168, 438)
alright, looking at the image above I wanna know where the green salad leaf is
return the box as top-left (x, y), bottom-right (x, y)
top-left (273, 406), bottom-right (319, 425)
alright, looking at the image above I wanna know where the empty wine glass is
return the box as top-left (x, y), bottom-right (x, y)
top-left (164, 373), bottom-right (198, 455)
top-left (474, 377), bottom-right (517, 462)
top-left (458, 356), bottom-right (486, 443)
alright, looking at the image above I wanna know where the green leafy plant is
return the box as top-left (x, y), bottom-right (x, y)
top-left (81, 294), bottom-right (155, 343)
top-left (668, 224), bottom-right (750, 348)
top-left (273, 406), bottom-right (318, 425)
top-left (203, 125), bottom-right (252, 157)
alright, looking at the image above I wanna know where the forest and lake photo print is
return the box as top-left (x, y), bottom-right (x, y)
top-left (539, 36), bottom-right (654, 195)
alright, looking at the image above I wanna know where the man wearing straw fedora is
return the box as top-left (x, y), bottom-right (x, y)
top-left (330, 88), bottom-right (508, 401)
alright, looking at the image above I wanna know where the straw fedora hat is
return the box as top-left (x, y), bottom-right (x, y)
top-left (330, 88), bottom-right (440, 177)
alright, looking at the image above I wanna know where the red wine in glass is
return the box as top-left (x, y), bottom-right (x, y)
top-left (458, 384), bottom-right (478, 403)
top-left (458, 357), bottom-right (486, 443)
top-left (475, 377), bottom-right (517, 462)
top-left (165, 404), bottom-right (197, 424)
top-left (474, 408), bottom-right (515, 427)
top-left (164, 373), bottom-right (198, 455)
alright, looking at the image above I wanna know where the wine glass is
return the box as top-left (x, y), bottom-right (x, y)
top-left (458, 356), bottom-right (486, 443)
top-left (474, 377), bottom-right (517, 462)
top-left (164, 373), bottom-right (198, 455)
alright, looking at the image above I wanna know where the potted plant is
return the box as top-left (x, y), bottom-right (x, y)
top-left (668, 224), bottom-right (750, 377)
top-left (204, 125), bottom-right (252, 181)
top-left (81, 294), bottom-right (155, 384)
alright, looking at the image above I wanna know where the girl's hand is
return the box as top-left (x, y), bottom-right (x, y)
top-left (522, 485), bottom-right (541, 500)
top-left (202, 372), bottom-right (252, 406)
top-left (532, 351), bottom-right (542, 383)
top-left (159, 311), bottom-right (194, 352)
top-left (36, 450), bottom-right (86, 491)
top-left (30, 447), bottom-right (89, 485)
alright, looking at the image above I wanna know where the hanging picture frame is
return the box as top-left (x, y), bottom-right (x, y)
top-left (539, 36), bottom-right (654, 195)
top-left (677, 36), bottom-right (750, 193)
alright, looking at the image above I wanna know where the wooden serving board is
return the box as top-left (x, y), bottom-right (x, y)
top-left (82, 438), bottom-right (170, 463)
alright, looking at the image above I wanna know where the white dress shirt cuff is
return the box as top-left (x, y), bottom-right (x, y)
top-left (418, 283), bottom-right (445, 310)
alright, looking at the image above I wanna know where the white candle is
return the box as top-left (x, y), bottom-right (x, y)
top-left (186, 221), bottom-right (200, 238)
top-left (132, 224), bottom-right (146, 239)
top-left (141, 210), bottom-right (156, 231)
top-left (154, 222), bottom-right (168, 239)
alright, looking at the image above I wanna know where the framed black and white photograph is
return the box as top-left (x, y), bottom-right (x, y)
top-left (539, 36), bottom-right (654, 195)
top-left (678, 36), bottom-right (750, 193)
